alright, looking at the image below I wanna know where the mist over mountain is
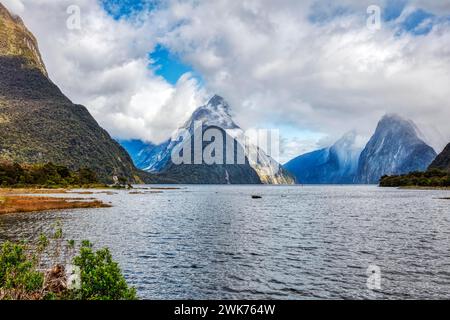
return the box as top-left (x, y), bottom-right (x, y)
top-left (356, 114), bottom-right (437, 184)
top-left (284, 131), bottom-right (363, 184)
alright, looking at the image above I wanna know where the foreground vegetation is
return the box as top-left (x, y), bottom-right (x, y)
top-left (380, 169), bottom-right (450, 188)
top-left (0, 162), bottom-right (102, 188)
top-left (0, 194), bottom-right (110, 215)
top-left (0, 226), bottom-right (136, 300)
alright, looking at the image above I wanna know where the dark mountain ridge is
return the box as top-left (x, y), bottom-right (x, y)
top-left (429, 143), bottom-right (450, 172)
top-left (0, 3), bottom-right (151, 183)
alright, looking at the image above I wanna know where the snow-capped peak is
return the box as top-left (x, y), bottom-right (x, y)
top-left (182, 95), bottom-right (239, 130)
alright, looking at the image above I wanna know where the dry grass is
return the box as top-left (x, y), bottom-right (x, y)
top-left (0, 191), bottom-right (111, 215)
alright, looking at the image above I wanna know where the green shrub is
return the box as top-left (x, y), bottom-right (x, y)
top-left (71, 241), bottom-right (137, 300)
top-left (0, 242), bottom-right (44, 294)
top-left (0, 230), bottom-right (137, 300)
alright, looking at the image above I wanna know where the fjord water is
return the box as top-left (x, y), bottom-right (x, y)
top-left (1, 185), bottom-right (449, 299)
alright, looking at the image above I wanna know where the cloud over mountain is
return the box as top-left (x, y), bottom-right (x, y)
top-left (4, 0), bottom-right (450, 155)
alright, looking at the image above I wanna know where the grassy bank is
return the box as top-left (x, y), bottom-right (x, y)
top-left (0, 161), bottom-right (130, 214)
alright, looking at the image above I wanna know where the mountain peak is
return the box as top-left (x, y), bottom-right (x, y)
top-left (0, 2), bottom-right (48, 77)
top-left (206, 94), bottom-right (232, 113)
top-left (380, 113), bottom-right (418, 128)
top-left (186, 95), bottom-right (238, 130)
top-left (356, 114), bottom-right (437, 183)
top-left (382, 113), bottom-right (404, 121)
top-left (208, 95), bottom-right (227, 107)
top-left (376, 113), bottom-right (419, 136)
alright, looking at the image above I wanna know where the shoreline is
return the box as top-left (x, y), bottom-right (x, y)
top-left (397, 186), bottom-right (450, 191)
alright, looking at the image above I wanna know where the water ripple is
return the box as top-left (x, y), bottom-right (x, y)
top-left (1, 185), bottom-right (450, 299)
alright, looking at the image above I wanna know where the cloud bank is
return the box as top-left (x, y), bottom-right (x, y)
top-left (3, 0), bottom-right (205, 143)
top-left (3, 0), bottom-right (450, 161)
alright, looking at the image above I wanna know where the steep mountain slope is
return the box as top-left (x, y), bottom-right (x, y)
top-left (122, 95), bottom-right (294, 184)
top-left (0, 3), bottom-right (142, 183)
top-left (356, 114), bottom-right (437, 184)
top-left (284, 131), bottom-right (362, 184)
top-left (429, 143), bottom-right (450, 172)
top-left (156, 125), bottom-right (263, 184)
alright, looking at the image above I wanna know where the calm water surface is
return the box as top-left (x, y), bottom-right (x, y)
top-left (1, 185), bottom-right (450, 299)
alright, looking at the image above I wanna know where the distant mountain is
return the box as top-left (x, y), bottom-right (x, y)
top-left (122, 95), bottom-right (294, 184)
top-left (118, 139), bottom-right (158, 170)
top-left (0, 3), bottom-right (149, 183)
top-left (356, 114), bottom-right (437, 184)
top-left (155, 125), bottom-right (263, 184)
top-left (284, 131), bottom-right (362, 184)
top-left (429, 143), bottom-right (450, 172)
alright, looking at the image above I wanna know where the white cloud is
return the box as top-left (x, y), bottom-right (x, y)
top-left (158, 0), bottom-right (450, 152)
top-left (10, 0), bottom-right (204, 144)
top-left (2, 0), bottom-right (24, 14)
top-left (6, 0), bottom-right (450, 156)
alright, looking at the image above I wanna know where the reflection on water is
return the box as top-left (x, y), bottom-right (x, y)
top-left (1, 185), bottom-right (450, 299)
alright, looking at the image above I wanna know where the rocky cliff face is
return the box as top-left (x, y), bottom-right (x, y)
top-left (284, 131), bottom-right (362, 184)
top-left (0, 3), bottom-right (47, 76)
top-left (356, 114), bottom-right (437, 184)
top-left (0, 3), bottom-right (144, 183)
top-left (429, 143), bottom-right (450, 172)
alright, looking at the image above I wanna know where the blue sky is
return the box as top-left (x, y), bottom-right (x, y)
top-left (101, 0), bottom-right (199, 85)
top-left (7, 0), bottom-right (449, 159)
top-left (100, 0), bottom-right (448, 88)
top-left (14, 0), bottom-right (447, 158)
top-left (101, 0), bottom-right (150, 19)
top-left (91, 0), bottom-right (450, 157)
top-left (149, 45), bottom-right (203, 85)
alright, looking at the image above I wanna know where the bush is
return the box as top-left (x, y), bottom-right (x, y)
top-left (0, 228), bottom-right (136, 300)
top-left (0, 242), bottom-right (44, 299)
top-left (71, 241), bottom-right (137, 300)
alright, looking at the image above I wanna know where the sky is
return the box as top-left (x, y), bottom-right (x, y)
top-left (3, 0), bottom-right (450, 163)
